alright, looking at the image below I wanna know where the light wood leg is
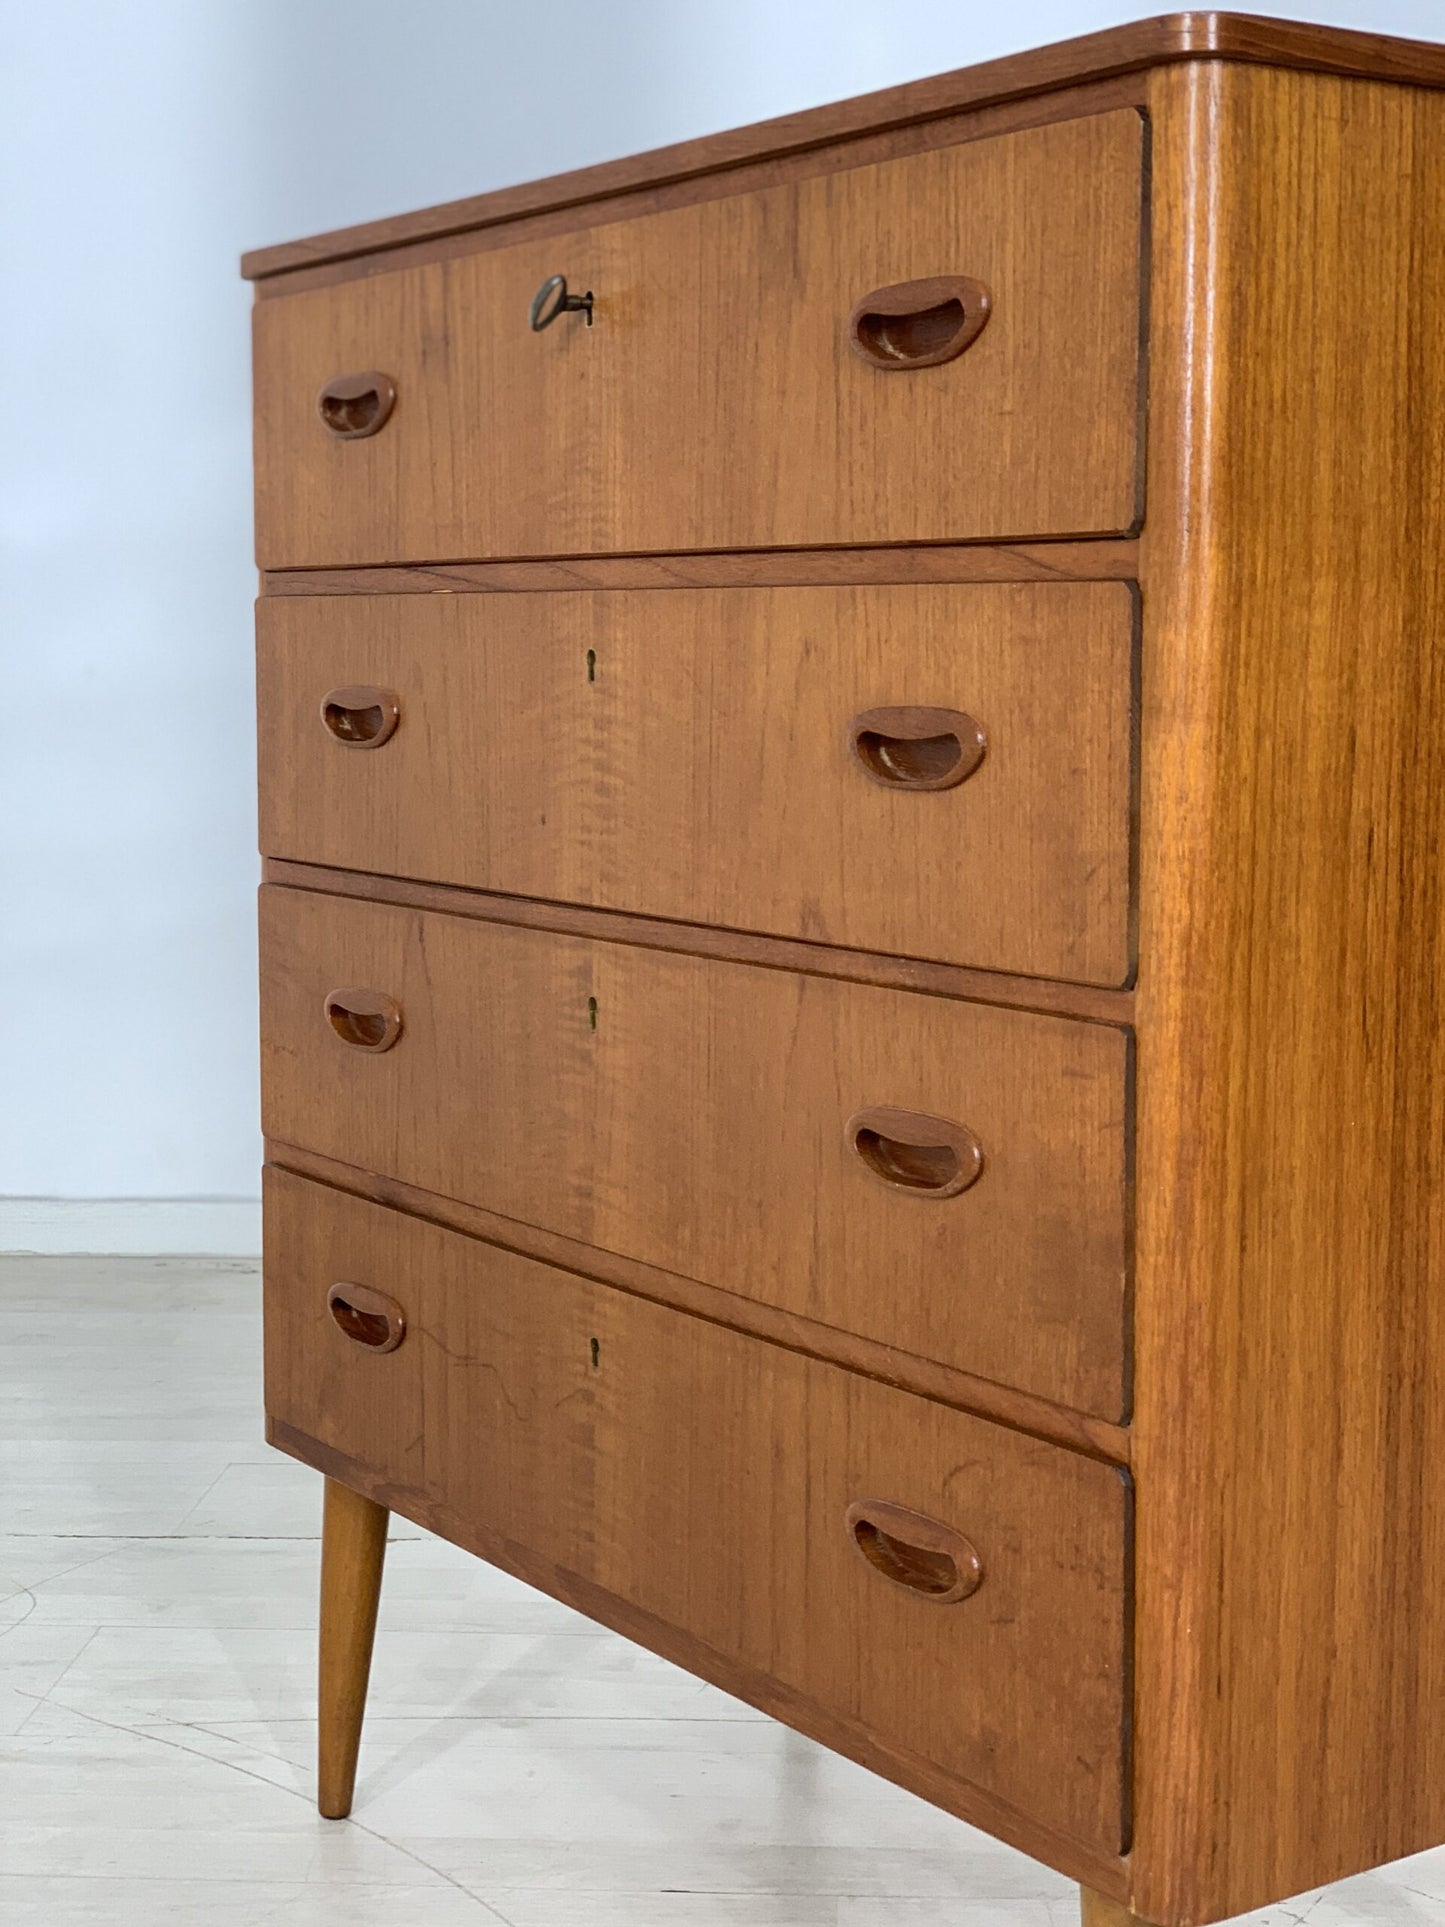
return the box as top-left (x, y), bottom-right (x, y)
top-left (1081, 1886), bottom-right (1150, 1927)
top-left (318, 1476), bottom-right (389, 1819)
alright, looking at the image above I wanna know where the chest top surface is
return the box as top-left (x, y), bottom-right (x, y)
top-left (242, 11), bottom-right (1445, 283)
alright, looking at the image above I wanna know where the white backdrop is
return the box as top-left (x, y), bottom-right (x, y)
top-left (0, 0), bottom-right (1432, 1246)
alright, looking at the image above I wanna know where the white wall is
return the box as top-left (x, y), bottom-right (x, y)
top-left (0, 0), bottom-right (1434, 1237)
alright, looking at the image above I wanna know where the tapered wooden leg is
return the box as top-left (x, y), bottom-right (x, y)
top-left (1081, 1887), bottom-right (1149, 1927)
top-left (318, 1476), bottom-right (389, 1819)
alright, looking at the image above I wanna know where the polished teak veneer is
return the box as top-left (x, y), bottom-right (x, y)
top-left (246, 16), bottom-right (1445, 1925)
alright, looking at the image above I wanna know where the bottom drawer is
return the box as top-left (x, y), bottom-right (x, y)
top-left (263, 1165), bottom-right (1131, 1856)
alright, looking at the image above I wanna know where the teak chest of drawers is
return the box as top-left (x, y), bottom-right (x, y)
top-left (245, 16), bottom-right (1445, 1925)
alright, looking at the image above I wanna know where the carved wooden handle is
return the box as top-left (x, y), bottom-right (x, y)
top-left (327, 1282), bottom-right (407, 1353)
top-left (849, 706), bottom-right (987, 790)
top-left (324, 988), bottom-right (403, 1053)
top-left (846, 1500), bottom-right (984, 1603)
top-left (847, 276), bottom-right (992, 370)
top-left (320, 686), bottom-right (401, 749)
top-left (317, 371), bottom-right (397, 439)
top-left (847, 1105), bottom-right (984, 1198)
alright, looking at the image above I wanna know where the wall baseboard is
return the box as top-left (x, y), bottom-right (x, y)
top-left (0, 1198), bottom-right (262, 1257)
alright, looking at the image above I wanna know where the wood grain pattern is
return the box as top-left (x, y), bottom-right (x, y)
top-left (250, 24), bottom-right (1445, 1920)
top-left (264, 858), bottom-right (1137, 1026)
top-left (252, 111), bottom-right (1145, 567)
top-left (264, 858), bottom-right (1136, 1026)
top-left (317, 1476), bottom-right (388, 1818)
top-left (264, 1164), bottom-right (1132, 1854)
top-left (239, 14), bottom-right (1445, 283)
top-left (258, 583), bottom-right (1136, 986)
top-left (269, 1136), bottom-right (1132, 1463)
top-left (260, 539), bottom-right (1142, 594)
top-left (259, 883), bottom-right (1132, 1419)
top-left (248, 82), bottom-right (1151, 303)
top-left (1132, 61), bottom-right (1445, 1926)
top-left (277, 1416), bottom-right (1131, 1901)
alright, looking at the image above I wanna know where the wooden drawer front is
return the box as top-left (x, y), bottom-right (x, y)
top-left (253, 111), bottom-right (1144, 567)
top-left (259, 582), bottom-right (1135, 987)
top-left (260, 886), bottom-right (1130, 1417)
top-left (264, 1165), bottom-right (1130, 1852)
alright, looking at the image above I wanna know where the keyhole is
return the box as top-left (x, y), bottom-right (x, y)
top-left (587, 996), bottom-right (598, 1030)
top-left (589, 1336), bottom-right (600, 1370)
top-left (586, 649), bottom-right (596, 684)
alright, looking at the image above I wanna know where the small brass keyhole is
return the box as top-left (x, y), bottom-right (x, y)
top-left (589, 1336), bottom-right (601, 1370)
top-left (587, 996), bottom-right (598, 1030)
top-left (586, 649), bottom-right (596, 684)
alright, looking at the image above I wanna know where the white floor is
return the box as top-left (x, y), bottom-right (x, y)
top-left (3, 1261), bottom-right (1445, 1927)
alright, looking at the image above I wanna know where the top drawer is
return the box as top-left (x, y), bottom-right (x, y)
top-left (253, 111), bottom-right (1146, 568)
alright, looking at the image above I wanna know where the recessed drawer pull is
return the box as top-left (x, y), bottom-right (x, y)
top-left (317, 371), bottom-right (397, 439)
top-left (324, 988), bottom-right (403, 1054)
top-left (320, 686), bottom-right (401, 749)
top-left (847, 1105), bottom-right (984, 1199)
top-left (845, 1499), bottom-right (984, 1604)
top-left (849, 706), bottom-right (987, 790)
top-left (327, 1281), bottom-right (407, 1353)
top-left (847, 276), bottom-right (992, 371)
top-left (529, 273), bottom-right (594, 331)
